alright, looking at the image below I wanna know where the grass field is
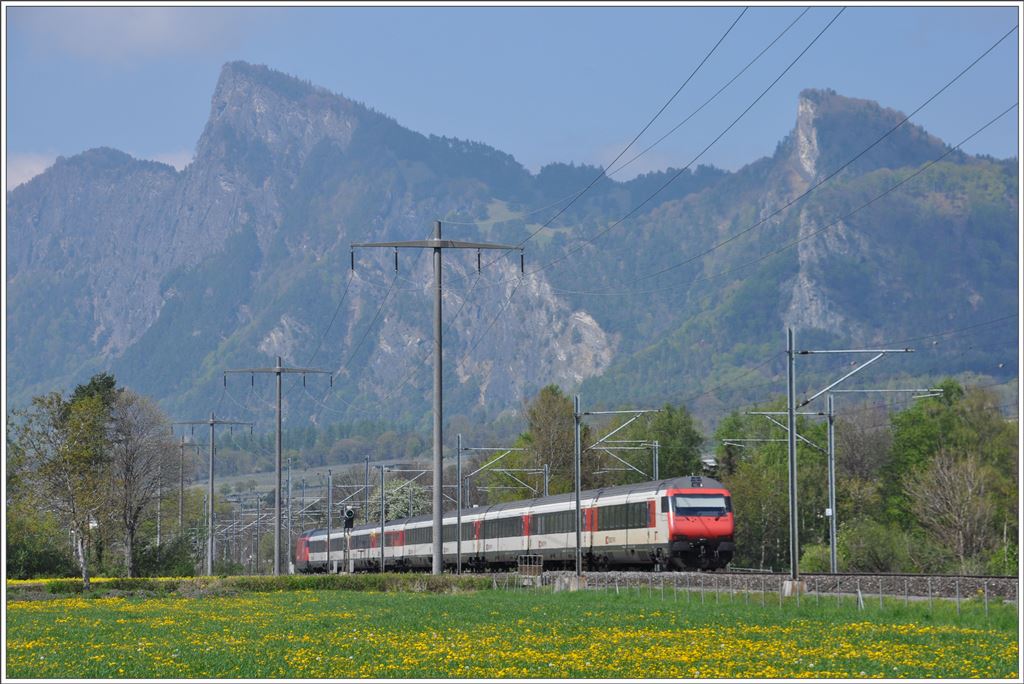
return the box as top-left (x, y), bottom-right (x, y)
top-left (5, 585), bottom-right (1019, 679)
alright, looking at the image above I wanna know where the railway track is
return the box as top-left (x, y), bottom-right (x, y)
top-left (522, 570), bottom-right (1018, 601)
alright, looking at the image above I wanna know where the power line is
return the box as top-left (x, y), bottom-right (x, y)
top-left (524, 7), bottom-right (846, 279)
top-left (554, 101), bottom-right (1018, 297)
top-left (466, 6), bottom-right (750, 272)
top-left (610, 22), bottom-right (1019, 289)
top-left (607, 7), bottom-right (811, 180)
top-left (441, 7), bottom-right (805, 232)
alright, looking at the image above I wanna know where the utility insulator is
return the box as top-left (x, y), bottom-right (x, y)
top-left (520, 253), bottom-right (524, 273)
top-left (394, 248), bottom-right (399, 272)
top-left (477, 250), bottom-right (481, 273)
top-left (350, 251), bottom-right (355, 271)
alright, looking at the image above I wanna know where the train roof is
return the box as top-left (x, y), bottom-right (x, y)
top-left (302, 475), bottom-right (726, 538)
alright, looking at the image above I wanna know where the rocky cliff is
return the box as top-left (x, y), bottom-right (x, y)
top-left (7, 66), bottom-right (1017, 429)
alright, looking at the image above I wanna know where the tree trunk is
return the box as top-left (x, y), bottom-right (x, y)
top-left (74, 530), bottom-right (90, 591)
top-left (124, 525), bottom-right (136, 578)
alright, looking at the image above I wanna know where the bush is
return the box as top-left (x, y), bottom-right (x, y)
top-left (46, 579), bottom-right (85, 594)
top-left (799, 544), bottom-right (833, 572)
top-left (221, 573), bottom-right (491, 594)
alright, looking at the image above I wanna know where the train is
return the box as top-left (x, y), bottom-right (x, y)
top-left (295, 475), bottom-right (734, 573)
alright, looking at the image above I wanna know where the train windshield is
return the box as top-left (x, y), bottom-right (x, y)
top-left (674, 494), bottom-right (730, 517)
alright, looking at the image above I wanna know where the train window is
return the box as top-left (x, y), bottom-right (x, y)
top-left (661, 496), bottom-right (669, 513)
top-left (674, 494), bottom-right (729, 516)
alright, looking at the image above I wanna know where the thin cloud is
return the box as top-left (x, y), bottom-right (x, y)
top-left (11, 6), bottom-right (268, 61)
top-left (6, 153), bottom-right (56, 191)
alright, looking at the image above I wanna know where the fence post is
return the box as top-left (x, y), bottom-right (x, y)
top-left (904, 579), bottom-right (909, 608)
top-left (879, 577), bottom-right (883, 610)
top-left (956, 579), bottom-right (960, 616)
top-left (984, 580), bottom-right (989, 618)
top-left (761, 576), bottom-right (765, 608)
top-left (928, 577), bottom-right (933, 611)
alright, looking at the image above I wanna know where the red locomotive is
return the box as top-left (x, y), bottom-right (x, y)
top-left (296, 475), bottom-right (734, 573)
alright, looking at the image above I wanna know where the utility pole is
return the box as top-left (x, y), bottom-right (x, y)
top-left (179, 437), bottom-right (186, 533)
top-left (224, 359), bottom-right (330, 576)
top-left (286, 457), bottom-right (293, 573)
top-left (363, 456), bottom-right (370, 525)
top-left (326, 470), bottom-right (333, 573)
top-left (785, 333), bottom-right (913, 585)
top-left (255, 492), bottom-right (261, 575)
top-left (173, 413), bottom-right (252, 576)
top-left (786, 328), bottom-right (799, 585)
top-left (574, 395), bottom-right (583, 578)
top-left (457, 434), bottom-right (463, 575)
top-left (353, 221), bottom-right (523, 574)
top-left (378, 465), bottom-right (387, 573)
top-left (652, 441), bottom-right (660, 481)
top-left (827, 393), bottom-right (836, 574)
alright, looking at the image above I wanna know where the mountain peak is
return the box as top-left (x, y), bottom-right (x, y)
top-left (787, 87), bottom-right (950, 180)
top-left (196, 61), bottom-right (360, 170)
top-left (215, 61), bottom-right (322, 103)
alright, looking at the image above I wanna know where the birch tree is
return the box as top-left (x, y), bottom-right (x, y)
top-left (108, 390), bottom-right (177, 577)
top-left (12, 393), bottom-right (110, 589)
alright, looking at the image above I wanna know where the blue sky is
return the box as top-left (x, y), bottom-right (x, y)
top-left (4, 3), bottom-right (1020, 190)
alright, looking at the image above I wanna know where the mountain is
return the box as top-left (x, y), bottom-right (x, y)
top-left (6, 63), bottom-right (1018, 434)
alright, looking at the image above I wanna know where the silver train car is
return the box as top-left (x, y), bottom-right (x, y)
top-left (295, 476), bottom-right (734, 572)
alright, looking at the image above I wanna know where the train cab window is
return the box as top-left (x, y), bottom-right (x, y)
top-left (673, 494), bottom-right (731, 517)
top-left (660, 496), bottom-right (669, 513)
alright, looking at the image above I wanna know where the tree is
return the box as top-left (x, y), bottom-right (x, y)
top-left (107, 390), bottom-right (178, 577)
top-left (904, 449), bottom-right (995, 573)
top-left (367, 477), bottom-right (430, 521)
top-left (12, 393), bottom-right (111, 589)
top-left (478, 385), bottom-right (589, 503)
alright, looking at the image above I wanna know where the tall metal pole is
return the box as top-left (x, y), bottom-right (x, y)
top-left (178, 437), bottom-right (185, 533)
top-left (224, 361), bottom-right (328, 576)
top-left (326, 470), bottom-right (333, 573)
top-left (543, 463), bottom-right (549, 497)
top-left (457, 433), bottom-right (462, 575)
top-left (827, 394), bottom-right (837, 573)
top-left (352, 222), bottom-right (522, 575)
top-left (274, 357), bottom-right (283, 576)
top-left (431, 220), bottom-right (444, 575)
top-left (653, 441), bottom-right (660, 481)
top-left (574, 394), bottom-right (583, 578)
top-left (786, 329), bottom-right (799, 581)
top-left (363, 456), bottom-right (370, 525)
top-left (208, 415), bottom-right (215, 576)
top-left (255, 492), bottom-right (261, 575)
top-left (379, 466), bottom-right (386, 573)
top-left (287, 457), bottom-right (293, 573)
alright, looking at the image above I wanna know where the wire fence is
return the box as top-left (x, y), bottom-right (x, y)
top-left (487, 570), bottom-right (1018, 620)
